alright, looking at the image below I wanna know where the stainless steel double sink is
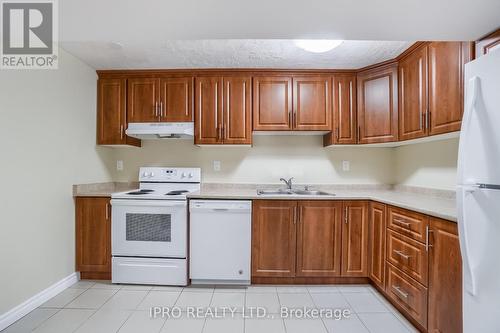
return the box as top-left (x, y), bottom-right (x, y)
top-left (257, 189), bottom-right (335, 196)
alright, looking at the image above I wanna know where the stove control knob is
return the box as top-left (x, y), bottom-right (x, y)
top-left (142, 172), bottom-right (149, 177)
top-left (150, 172), bottom-right (155, 177)
top-left (181, 172), bottom-right (187, 178)
top-left (188, 173), bottom-right (193, 178)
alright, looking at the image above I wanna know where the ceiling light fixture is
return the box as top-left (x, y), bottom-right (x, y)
top-left (294, 40), bottom-right (343, 53)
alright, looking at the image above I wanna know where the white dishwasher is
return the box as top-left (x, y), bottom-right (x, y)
top-left (189, 200), bottom-right (251, 285)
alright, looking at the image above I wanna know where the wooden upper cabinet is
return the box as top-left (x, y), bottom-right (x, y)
top-left (195, 77), bottom-right (222, 144)
top-left (368, 202), bottom-right (386, 289)
top-left (357, 64), bottom-right (398, 144)
top-left (341, 201), bottom-right (369, 277)
top-left (475, 29), bottom-right (500, 57)
top-left (251, 200), bottom-right (297, 277)
top-left (127, 78), bottom-right (159, 123)
top-left (195, 75), bottom-right (252, 145)
top-left (293, 76), bottom-right (331, 131)
top-left (76, 197), bottom-right (111, 275)
top-left (253, 76), bottom-right (292, 130)
top-left (323, 74), bottom-right (357, 146)
top-left (159, 77), bottom-right (193, 122)
top-left (296, 201), bottom-right (342, 277)
top-left (428, 217), bottom-right (462, 333)
top-left (428, 42), bottom-right (471, 135)
top-left (97, 78), bottom-right (140, 147)
top-left (399, 45), bottom-right (428, 141)
top-left (223, 76), bottom-right (252, 144)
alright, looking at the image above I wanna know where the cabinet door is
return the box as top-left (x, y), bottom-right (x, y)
top-left (222, 76), bottom-right (252, 144)
top-left (368, 202), bottom-right (386, 288)
top-left (357, 64), bottom-right (398, 143)
top-left (252, 200), bottom-right (297, 277)
top-left (428, 218), bottom-right (462, 333)
top-left (296, 201), bottom-right (342, 277)
top-left (159, 77), bottom-right (193, 122)
top-left (293, 76), bottom-right (331, 131)
top-left (428, 42), bottom-right (472, 135)
top-left (399, 45), bottom-right (428, 141)
top-left (253, 76), bottom-right (293, 130)
top-left (194, 76), bottom-right (222, 144)
top-left (127, 78), bottom-right (159, 123)
top-left (76, 197), bottom-right (111, 274)
top-left (341, 201), bottom-right (369, 276)
top-left (334, 74), bottom-right (357, 144)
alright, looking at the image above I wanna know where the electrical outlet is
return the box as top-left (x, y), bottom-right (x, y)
top-left (116, 160), bottom-right (124, 171)
top-left (342, 160), bottom-right (350, 172)
top-left (213, 160), bottom-right (221, 171)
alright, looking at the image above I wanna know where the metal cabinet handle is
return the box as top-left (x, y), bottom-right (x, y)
top-left (394, 250), bottom-right (411, 260)
top-left (426, 226), bottom-right (433, 252)
top-left (293, 206), bottom-right (297, 225)
top-left (160, 101), bottom-right (164, 117)
top-left (105, 203), bottom-right (110, 220)
top-left (392, 285), bottom-right (409, 299)
top-left (344, 206), bottom-right (348, 224)
top-left (120, 125), bottom-right (124, 140)
top-left (154, 101), bottom-right (158, 116)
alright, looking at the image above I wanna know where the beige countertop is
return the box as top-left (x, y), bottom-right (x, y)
top-left (73, 182), bottom-right (138, 197)
top-left (187, 184), bottom-right (457, 222)
top-left (73, 182), bottom-right (457, 222)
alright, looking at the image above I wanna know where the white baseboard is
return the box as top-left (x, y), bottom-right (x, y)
top-left (0, 272), bottom-right (79, 331)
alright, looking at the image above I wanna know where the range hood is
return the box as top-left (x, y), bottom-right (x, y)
top-left (126, 122), bottom-right (194, 140)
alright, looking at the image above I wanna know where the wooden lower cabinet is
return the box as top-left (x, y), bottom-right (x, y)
top-left (386, 263), bottom-right (428, 328)
top-left (251, 200), bottom-right (297, 277)
top-left (75, 197), bottom-right (111, 279)
top-left (427, 217), bottom-right (462, 333)
top-left (341, 201), bottom-right (369, 277)
top-left (368, 202), bottom-right (386, 288)
top-left (296, 201), bottom-right (342, 277)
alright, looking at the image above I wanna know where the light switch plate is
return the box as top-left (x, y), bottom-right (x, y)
top-left (342, 160), bottom-right (350, 171)
top-left (213, 160), bottom-right (221, 171)
top-left (116, 160), bottom-right (124, 171)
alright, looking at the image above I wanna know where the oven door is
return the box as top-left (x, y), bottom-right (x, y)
top-left (111, 199), bottom-right (187, 258)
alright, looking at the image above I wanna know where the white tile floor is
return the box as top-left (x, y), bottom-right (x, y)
top-left (2, 281), bottom-right (418, 333)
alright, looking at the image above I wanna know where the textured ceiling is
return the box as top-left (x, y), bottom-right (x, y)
top-left (61, 40), bottom-right (413, 70)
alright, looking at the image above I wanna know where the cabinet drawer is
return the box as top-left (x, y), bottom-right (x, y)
top-left (387, 206), bottom-right (429, 243)
top-left (386, 263), bottom-right (428, 329)
top-left (387, 229), bottom-right (428, 286)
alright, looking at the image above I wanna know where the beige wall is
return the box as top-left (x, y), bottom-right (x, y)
top-left (394, 138), bottom-right (459, 190)
top-left (0, 49), bottom-right (114, 314)
top-left (112, 136), bottom-right (395, 185)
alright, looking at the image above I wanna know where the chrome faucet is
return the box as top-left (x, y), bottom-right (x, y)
top-left (280, 177), bottom-right (294, 190)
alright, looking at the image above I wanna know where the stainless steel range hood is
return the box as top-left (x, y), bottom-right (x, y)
top-left (126, 122), bottom-right (194, 140)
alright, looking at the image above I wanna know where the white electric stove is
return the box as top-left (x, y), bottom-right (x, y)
top-left (111, 167), bottom-right (201, 286)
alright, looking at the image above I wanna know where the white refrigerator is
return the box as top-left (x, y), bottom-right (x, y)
top-left (457, 49), bottom-right (500, 332)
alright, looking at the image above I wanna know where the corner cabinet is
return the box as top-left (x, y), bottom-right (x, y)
top-left (195, 75), bottom-right (252, 145)
top-left (75, 197), bottom-right (112, 280)
top-left (357, 64), bottom-right (399, 144)
top-left (341, 201), bottom-right (369, 276)
top-left (324, 74), bottom-right (357, 145)
top-left (253, 75), bottom-right (331, 131)
top-left (97, 78), bottom-right (140, 146)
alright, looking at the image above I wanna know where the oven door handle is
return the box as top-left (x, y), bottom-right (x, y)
top-left (110, 199), bottom-right (187, 207)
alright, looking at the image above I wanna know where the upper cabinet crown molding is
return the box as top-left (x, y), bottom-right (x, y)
top-left (475, 28), bottom-right (500, 57)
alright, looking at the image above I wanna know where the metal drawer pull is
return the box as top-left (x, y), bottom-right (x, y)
top-left (392, 285), bottom-right (409, 299)
top-left (394, 250), bottom-right (411, 260)
top-left (394, 219), bottom-right (411, 228)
